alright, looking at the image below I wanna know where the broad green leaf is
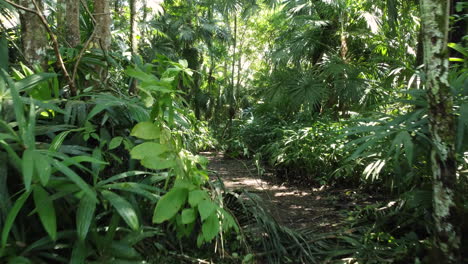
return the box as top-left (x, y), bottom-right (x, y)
top-left (392, 131), bottom-right (413, 166)
top-left (198, 200), bottom-right (216, 221)
top-left (130, 142), bottom-right (168, 160)
top-left (15, 73), bottom-right (56, 92)
top-left (33, 186), bottom-right (57, 240)
top-left (97, 171), bottom-right (150, 186)
top-left (178, 59), bottom-right (188, 68)
top-left (141, 157), bottom-right (176, 170)
top-left (103, 182), bottom-right (161, 201)
top-left (153, 188), bottom-right (188, 224)
top-left (188, 190), bottom-right (209, 207)
top-left (108, 136), bottom-right (123, 150)
top-left (220, 209), bottom-right (239, 232)
top-left (181, 208), bottom-right (196, 224)
top-left (0, 36), bottom-right (8, 72)
top-left (196, 233), bottom-right (204, 248)
top-left (22, 149), bottom-right (34, 191)
top-left (34, 152), bottom-right (51, 186)
top-left (130, 122), bottom-right (160, 140)
top-left (5, 73), bottom-right (26, 138)
top-left (51, 159), bottom-right (97, 202)
top-left (110, 241), bottom-right (142, 260)
top-left (1, 190), bottom-right (31, 249)
top-left (101, 190), bottom-right (139, 231)
top-left (125, 68), bottom-right (158, 82)
top-left (7, 257), bottom-right (32, 264)
top-left (202, 213), bottom-right (219, 242)
top-left (144, 85), bottom-right (174, 93)
top-left (76, 195), bottom-right (96, 241)
top-left (448, 43), bottom-right (468, 57)
top-left (70, 240), bottom-right (86, 264)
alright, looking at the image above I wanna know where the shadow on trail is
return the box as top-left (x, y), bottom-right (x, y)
top-left (202, 151), bottom-right (375, 232)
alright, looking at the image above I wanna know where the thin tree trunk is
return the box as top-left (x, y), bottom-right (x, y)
top-left (56, 0), bottom-right (66, 39)
top-left (421, 0), bottom-right (460, 263)
top-left (129, 0), bottom-right (138, 54)
top-left (229, 14), bottom-right (237, 121)
top-left (128, 0), bottom-right (138, 94)
top-left (94, 0), bottom-right (111, 51)
top-left (65, 0), bottom-right (80, 47)
top-left (19, 0), bottom-right (48, 69)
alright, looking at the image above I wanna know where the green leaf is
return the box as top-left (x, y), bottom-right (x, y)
top-left (6, 74), bottom-right (27, 140)
top-left (22, 149), bottom-right (35, 191)
top-left (110, 241), bottom-right (142, 260)
top-left (15, 73), bottom-right (56, 92)
top-left (51, 159), bottom-right (97, 202)
top-left (130, 142), bottom-right (168, 160)
top-left (198, 200), bottom-right (216, 221)
top-left (202, 213), bottom-right (219, 242)
top-left (188, 190), bottom-right (209, 207)
top-left (181, 208), bottom-right (196, 224)
top-left (141, 156), bottom-right (176, 170)
top-left (70, 240), bottom-right (86, 264)
top-left (103, 182), bottom-right (161, 201)
top-left (7, 257), bottom-right (32, 264)
top-left (76, 195), bottom-right (96, 241)
top-left (153, 188), bottom-right (188, 224)
top-left (0, 35), bottom-right (8, 72)
top-left (108, 136), bottom-right (123, 150)
top-left (33, 186), bottom-right (57, 240)
top-left (34, 152), bottom-right (51, 186)
top-left (101, 190), bottom-right (139, 231)
top-left (130, 122), bottom-right (160, 140)
top-left (1, 191), bottom-right (31, 249)
top-left (448, 43), bottom-right (468, 57)
top-left (125, 68), bottom-right (158, 82)
top-left (393, 131), bottom-right (413, 166)
top-left (97, 171), bottom-right (150, 186)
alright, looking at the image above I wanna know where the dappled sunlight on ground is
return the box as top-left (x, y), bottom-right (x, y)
top-left (201, 151), bottom-right (356, 231)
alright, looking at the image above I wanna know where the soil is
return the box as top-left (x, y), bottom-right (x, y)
top-left (202, 151), bottom-right (373, 232)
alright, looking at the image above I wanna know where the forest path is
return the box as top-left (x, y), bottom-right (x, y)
top-left (202, 151), bottom-right (355, 232)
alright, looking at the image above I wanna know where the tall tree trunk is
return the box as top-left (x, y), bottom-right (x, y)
top-left (19, 0), bottom-right (48, 69)
top-left (56, 0), bottom-right (66, 39)
top-left (421, 1), bottom-right (460, 263)
top-left (129, 0), bottom-right (138, 54)
top-left (229, 14), bottom-right (237, 120)
top-left (128, 0), bottom-right (138, 94)
top-left (65, 0), bottom-right (80, 47)
top-left (94, 0), bottom-right (111, 51)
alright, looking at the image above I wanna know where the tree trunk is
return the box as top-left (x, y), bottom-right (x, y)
top-left (94, 0), bottom-right (111, 50)
top-left (229, 14), bottom-right (237, 121)
top-left (421, 0), bottom-right (461, 263)
top-left (56, 0), bottom-right (66, 39)
top-left (65, 0), bottom-right (80, 48)
top-left (19, 0), bottom-right (48, 69)
top-left (129, 0), bottom-right (138, 54)
top-left (128, 0), bottom-right (138, 94)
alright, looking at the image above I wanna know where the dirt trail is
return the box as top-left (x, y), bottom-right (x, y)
top-left (202, 152), bottom-right (355, 232)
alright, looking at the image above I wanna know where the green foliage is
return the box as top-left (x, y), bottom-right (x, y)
top-left (0, 56), bottom-right (231, 263)
top-left (126, 62), bottom-right (238, 246)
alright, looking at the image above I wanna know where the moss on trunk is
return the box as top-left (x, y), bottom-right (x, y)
top-left (421, 0), bottom-right (461, 263)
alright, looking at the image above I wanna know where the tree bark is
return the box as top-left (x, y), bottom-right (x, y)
top-left (129, 0), bottom-right (138, 54)
top-left (94, 0), bottom-right (111, 50)
top-left (128, 0), bottom-right (138, 94)
top-left (421, 0), bottom-right (460, 263)
top-left (65, 0), bottom-right (80, 47)
top-left (56, 0), bottom-right (66, 39)
top-left (19, 0), bottom-right (48, 69)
